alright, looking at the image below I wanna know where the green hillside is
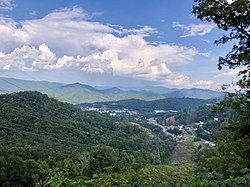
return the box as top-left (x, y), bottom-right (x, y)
top-left (0, 91), bottom-right (175, 186)
top-left (0, 91), bottom-right (249, 186)
top-left (56, 83), bottom-right (163, 104)
top-left (0, 77), bottom-right (163, 104)
top-left (165, 88), bottom-right (225, 100)
top-left (0, 91), bottom-right (173, 158)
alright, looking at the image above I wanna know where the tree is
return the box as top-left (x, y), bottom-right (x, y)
top-left (193, 0), bottom-right (250, 89)
top-left (89, 145), bottom-right (117, 173)
top-left (193, 0), bottom-right (250, 138)
top-left (193, 0), bottom-right (250, 177)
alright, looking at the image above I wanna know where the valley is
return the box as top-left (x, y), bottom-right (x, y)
top-left (0, 90), bottom-right (241, 186)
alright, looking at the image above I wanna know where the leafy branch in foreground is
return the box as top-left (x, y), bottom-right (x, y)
top-left (193, 0), bottom-right (250, 181)
top-left (193, 0), bottom-right (250, 89)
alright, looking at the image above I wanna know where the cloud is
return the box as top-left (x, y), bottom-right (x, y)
top-left (163, 74), bottom-right (190, 86)
top-left (173, 22), bottom-right (215, 37)
top-left (196, 80), bottom-right (214, 86)
top-left (215, 69), bottom-right (241, 78)
top-left (0, 44), bottom-right (56, 71)
top-left (0, 0), bottom-right (13, 11)
top-left (201, 39), bottom-right (212, 43)
top-left (194, 80), bottom-right (214, 89)
top-left (86, 11), bottom-right (104, 20)
top-left (227, 0), bottom-right (234, 4)
top-left (0, 7), bottom-right (205, 86)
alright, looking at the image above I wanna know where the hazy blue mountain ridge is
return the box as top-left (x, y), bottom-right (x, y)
top-left (0, 77), bottom-right (163, 104)
top-left (0, 77), bottom-right (225, 104)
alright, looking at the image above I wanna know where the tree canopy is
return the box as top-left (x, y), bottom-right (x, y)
top-left (193, 0), bottom-right (250, 180)
top-left (193, 0), bottom-right (250, 89)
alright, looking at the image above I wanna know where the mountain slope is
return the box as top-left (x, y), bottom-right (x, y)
top-left (0, 77), bottom-right (163, 104)
top-left (119, 86), bottom-right (224, 99)
top-left (0, 91), bottom-right (176, 186)
top-left (0, 91), bottom-right (174, 160)
top-left (0, 77), bottom-right (224, 104)
top-left (164, 88), bottom-right (224, 100)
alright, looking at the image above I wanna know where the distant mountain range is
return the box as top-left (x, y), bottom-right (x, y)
top-left (164, 88), bottom-right (225, 100)
top-left (0, 77), bottom-right (163, 104)
top-left (0, 77), bottom-right (225, 104)
top-left (118, 86), bottom-right (225, 99)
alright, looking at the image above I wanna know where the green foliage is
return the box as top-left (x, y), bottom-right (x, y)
top-left (42, 158), bottom-right (92, 187)
top-left (192, 2), bottom-right (250, 181)
top-left (218, 92), bottom-right (250, 138)
top-left (0, 145), bottom-right (49, 187)
top-left (175, 104), bottom-right (234, 127)
top-left (0, 91), bottom-right (175, 186)
top-left (191, 169), bottom-right (250, 187)
top-left (89, 145), bottom-right (117, 173)
top-left (193, 0), bottom-right (250, 88)
top-left (192, 2), bottom-right (250, 177)
top-left (89, 164), bottom-right (195, 187)
top-left (0, 91), bottom-right (174, 159)
top-left (198, 140), bottom-right (250, 175)
top-left (42, 163), bottom-right (250, 186)
top-left (195, 127), bottom-right (210, 141)
top-left (196, 92), bottom-right (250, 178)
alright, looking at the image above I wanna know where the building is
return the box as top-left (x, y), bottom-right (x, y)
top-left (166, 116), bottom-right (175, 125)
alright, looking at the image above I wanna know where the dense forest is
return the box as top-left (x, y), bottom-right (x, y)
top-left (0, 91), bottom-right (176, 186)
top-left (0, 91), bottom-right (249, 186)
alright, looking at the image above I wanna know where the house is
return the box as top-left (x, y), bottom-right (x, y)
top-left (166, 116), bottom-right (175, 125)
top-left (204, 141), bottom-right (216, 147)
top-left (154, 110), bottom-right (165, 113)
top-left (128, 111), bottom-right (139, 115)
top-left (169, 110), bottom-right (178, 113)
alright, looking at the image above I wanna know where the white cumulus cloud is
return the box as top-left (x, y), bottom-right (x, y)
top-left (0, 7), bottom-right (206, 86)
top-left (0, 44), bottom-right (56, 71)
top-left (194, 80), bottom-right (215, 89)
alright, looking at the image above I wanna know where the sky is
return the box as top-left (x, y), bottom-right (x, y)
top-left (0, 0), bottom-right (240, 90)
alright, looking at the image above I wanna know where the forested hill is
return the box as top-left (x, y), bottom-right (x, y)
top-left (1, 92), bottom-right (249, 186)
top-left (0, 91), bottom-right (176, 186)
top-left (0, 91), bottom-right (173, 159)
top-left (80, 97), bottom-right (215, 113)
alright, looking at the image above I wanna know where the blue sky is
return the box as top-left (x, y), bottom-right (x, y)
top-left (0, 0), bottom-right (239, 90)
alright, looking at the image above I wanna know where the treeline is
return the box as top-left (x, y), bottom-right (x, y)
top-left (79, 97), bottom-right (216, 113)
